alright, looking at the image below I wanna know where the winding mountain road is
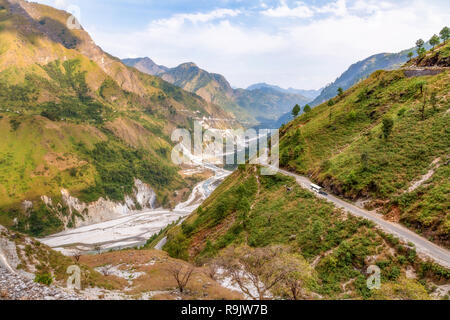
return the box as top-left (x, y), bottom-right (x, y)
top-left (275, 167), bottom-right (450, 268)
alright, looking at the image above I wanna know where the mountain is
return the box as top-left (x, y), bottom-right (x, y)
top-left (247, 45), bottom-right (431, 129)
top-left (247, 83), bottom-right (322, 100)
top-left (254, 110), bottom-right (294, 129)
top-left (0, 0), bottom-right (234, 237)
top-left (278, 41), bottom-right (450, 248)
top-left (232, 86), bottom-right (310, 125)
top-left (157, 41), bottom-right (450, 300)
top-left (310, 45), bottom-right (432, 107)
top-left (123, 59), bottom-right (310, 126)
top-left (121, 57), bottom-right (168, 75)
top-left (268, 44), bottom-right (436, 130)
top-left (159, 62), bottom-right (248, 119)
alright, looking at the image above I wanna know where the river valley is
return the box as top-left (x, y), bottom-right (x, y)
top-left (40, 164), bottom-right (231, 255)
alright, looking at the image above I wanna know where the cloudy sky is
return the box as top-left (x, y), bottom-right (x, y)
top-left (35, 0), bottom-right (450, 90)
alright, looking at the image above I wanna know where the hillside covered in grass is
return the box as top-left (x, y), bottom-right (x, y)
top-left (161, 165), bottom-right (449, 300)
top-left (278, 41), bottom-right (450, 247)
top-left (0, 0), bottom-right (234, 237)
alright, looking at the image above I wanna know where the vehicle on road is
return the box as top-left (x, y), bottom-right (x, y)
top-left (310, 183), bottom-right (322, 193)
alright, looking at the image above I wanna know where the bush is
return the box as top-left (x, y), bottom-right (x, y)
top-left (164, 233), bottom-right (189, 260)
top-left (9, 119), bottom-right (21, 131)
top-left (34, 273), bottom-right (53, 286)
top-left (382, 117), bottom-right (394, 140)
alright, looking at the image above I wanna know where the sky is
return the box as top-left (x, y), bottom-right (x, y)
top-left (34, 0), bottom-right (450, 90)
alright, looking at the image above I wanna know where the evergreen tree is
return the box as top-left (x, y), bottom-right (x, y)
top-left (292, 104), bottom-right (301, 117)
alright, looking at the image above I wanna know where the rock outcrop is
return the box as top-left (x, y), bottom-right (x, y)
top-left (41, 179), bottom-right (157, 228)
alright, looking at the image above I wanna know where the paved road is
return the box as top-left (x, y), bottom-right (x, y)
top-left (275, 167), bottom-right (450, 268)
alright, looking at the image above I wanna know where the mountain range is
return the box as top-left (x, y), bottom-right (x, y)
top-left (268, 44), bottom-right (434, 128)
top-left (125, 43), bottom-right (436, 130)
top-left (246, 83), bottom-right (322, 100)
top-left (0, 0), bottom-right (449, 302)
top-left (123, 58), bottom-right (311, 126)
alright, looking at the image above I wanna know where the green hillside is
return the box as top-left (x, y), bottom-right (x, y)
top-left (278, 41), bottom-right (450, 247)
top-left (159, 39), bottom-right (450, 300)
top-left (162, 165), bottom-right (448, 299)
top-left (309, 44), bottom-right (432, 107)
top-left (0, 0), bottom-right (233, 237)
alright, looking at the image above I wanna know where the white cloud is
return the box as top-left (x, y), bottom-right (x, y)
top-left (262, 1), bottom-right (314, 18)
top-left (91, 0), bottom-right (450, 89)
top-left (152, 8), bottom-right (241, 28)
top-left (350, 0), bottom-right (394, 14)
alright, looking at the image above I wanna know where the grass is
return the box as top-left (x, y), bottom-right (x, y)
top-left (163, 164), bottom-right (449, 299)
top-left (278, 45), bottom-right (450, 247)
top-left (0, 58), bottom-right (204, 236)
top-left (79, 249), bottom-right (242, 300)
top-left (0, 2), bottom-right (232, 237)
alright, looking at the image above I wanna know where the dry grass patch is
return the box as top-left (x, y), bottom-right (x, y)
top-left (80, 249), bottom-right (242, 300)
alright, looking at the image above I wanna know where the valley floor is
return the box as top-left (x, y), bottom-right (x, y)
top-left (40, 165), bottom-right (231, 255)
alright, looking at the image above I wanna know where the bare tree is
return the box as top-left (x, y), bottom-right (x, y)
top-left (217, 245), bottom-right (292, 300)
top-left (94, 245), bottom-right (102, 254)
top-left (166, 262), bottom-right (195, 293)
top-left (273, 253), bottom-right (315, 300)
top-left (72, 250), bottom-right (81, 263)
top-left (203, 260), bottom-right (220, 281)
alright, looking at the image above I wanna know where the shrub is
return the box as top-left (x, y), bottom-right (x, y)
top-left (381, 117), bottom-right (394, 140)
top-left (34, 273), bottom-right (53, 286)
top-left (9, 119), bottom-right (21, 131)
top-left (164, 233), bottom-right (189, 260)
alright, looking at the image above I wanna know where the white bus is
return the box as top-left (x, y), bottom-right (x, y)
top-left (310, 183), bottom-right (322, 193)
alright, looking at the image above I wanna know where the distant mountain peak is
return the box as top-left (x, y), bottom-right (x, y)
top-left (179, 62), bottom-right (198, 68)
top-left (123, 57), bottom-right (311, 126)
top-left (122, 57), bottom-right (168, 75)
top-left (247, 83), bottom-right (322, 101)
